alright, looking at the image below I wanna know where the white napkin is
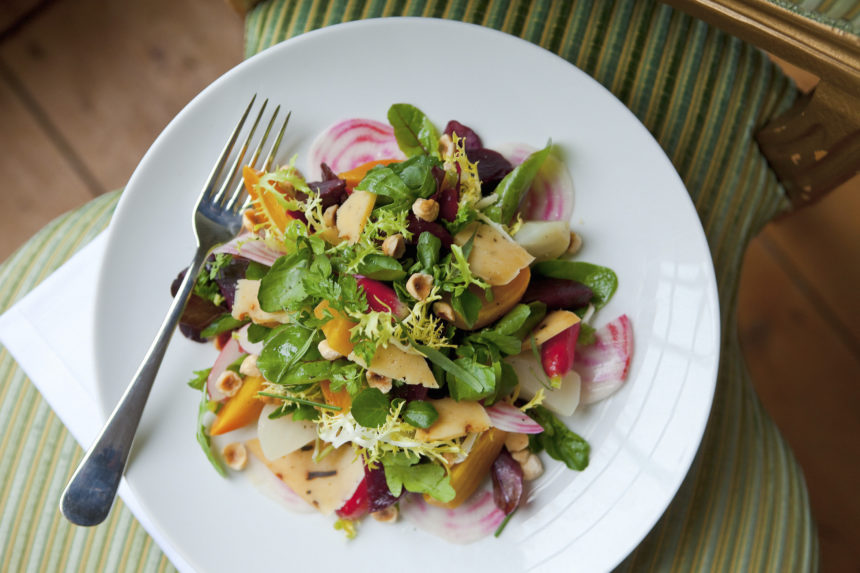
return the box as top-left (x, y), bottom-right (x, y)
top-left (0, 232), bottom-right (192, 573)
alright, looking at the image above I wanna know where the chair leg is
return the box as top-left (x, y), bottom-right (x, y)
top-left (756, 80), bottom-right (860, 208)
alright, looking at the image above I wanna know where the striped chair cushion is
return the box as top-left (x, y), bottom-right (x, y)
top-left (0, 1), bottom-right (817, 571)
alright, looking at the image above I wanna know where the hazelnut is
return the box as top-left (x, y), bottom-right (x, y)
top-left (222, 442), bottom-right (248, 471)
top-left (437, 133), bottom-right (454, 157)
top-left (318, 339), bottom-right (343, 361)
top-left (371, 505), bottom-right (399, 523)
top-left (323, 205), bottom-right (338, 228)
top-left (511, 449), bottom-right (531, 464)
top-left (566, 231), bottom-right (583, 255)
top-left (215, 371), bottom-right (243, 398)
top-left (411, 198), bottom-right (440, 222)
top-left (366, 370), bottom-right (392, 394)
top-left (239, 354), bottom-right (261, 378)
top-left (504, 433), bottom-right (530, 453)
top-left (519, 453), bottom-right (544, 481)
top-left (381, 234), bottom-right (406, 258)
top-left (406, 272), bottom-right (434, 301)
top-left (433, 301), bottom-right (455, 322)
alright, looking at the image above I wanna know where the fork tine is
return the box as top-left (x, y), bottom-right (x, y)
top-left (211, 99), bottom-right (269, 206)
top-left (199, 94), bottom-right (257, 203)
top-left (262, 111), bottom-right (291, 172)
top-left (224, 105), bottom-right (281, 213)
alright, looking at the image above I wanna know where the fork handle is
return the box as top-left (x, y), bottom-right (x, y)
top-left (60, 244), bottom-right (211, 526)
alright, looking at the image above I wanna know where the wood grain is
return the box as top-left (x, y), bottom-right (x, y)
top-left (0, 0), bottom-right (244, 191)
top-left (739, 235), bottom-right (860, 573)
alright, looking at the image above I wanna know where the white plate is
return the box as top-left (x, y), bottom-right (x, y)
top-left (94, 18), bottom-right (719, 573)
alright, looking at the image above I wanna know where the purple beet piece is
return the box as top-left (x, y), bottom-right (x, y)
top-left (522, 277), bottom-right (593, 310)
top-left (391, 383), bottom-right (429, 403)
top-left (444, 120), bottom-right (483, 150)
top-left (492, 449), bottom-right (523, 515)
top-left (407, 214), bottom-right (453, 250)
top-left (308, 162), bottom-right (348, 209)
top-left (466, 148), bottom-right (513, 193)
top-left (213, 256), bottom-right (251, 309)
top-left (365, 463), bottom-right (401, 512)
top-left (171, 268), bottom-right (227, 342)
top-left (432, 186), bottom-right (459, 222)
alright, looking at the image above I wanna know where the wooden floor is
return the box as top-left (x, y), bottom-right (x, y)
top-left (1, 2), bottom-right (857, 571)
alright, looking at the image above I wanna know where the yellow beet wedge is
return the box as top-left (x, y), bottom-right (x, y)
top-left (209, 375), bottom-right (266, 436)
top-left (425, 427), bottom-right (508, 509)
top-left (314, 300), bottom-right (357, 356)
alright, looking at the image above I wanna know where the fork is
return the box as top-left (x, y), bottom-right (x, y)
top-left (60, 95), bottom-right (289, 527)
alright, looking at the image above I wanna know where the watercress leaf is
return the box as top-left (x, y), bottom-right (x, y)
top-left (245, 260), bottom-right (270, 280)
top-left (187, 368), bottom-right (211, 390)
top-left (382, 453), bottom-right (454, 502)
top-left (417, 231), bottom-right (442, 271)
top-left (408, 338), bottom-right (484, 394)
top-left (279, 360), bottom-right (333, 385)
top-left (402, 400), bottom-right (439, 429)
top-left (291, 404), bottom-right (319, 421)
top-left (390, 154), bottom-right (440, 197)
top-left (258, 252), bottom-right (311, 312)
top-left (351, 388), bottom-right (390, 428)
top-left (355, 166), bottom-right (413, 209)
top-left (195, 385), bottom-right (226, 476)
top-left (387, 103), bottom-right (439, 158)
top-left (484, 143), bottom-right (553, 225)
top-left (485, 362), bottom-right (519, 406)
top-left (532, 261), bottom-right (618, 309)
top-left (200, 314), bottom-right (248, 339)
top-left (356, 254), bottom-right (406, 281)
top-left (478, 331), bottom-right (522, 356)
top-left (528, 406), bottom-right (590, 471)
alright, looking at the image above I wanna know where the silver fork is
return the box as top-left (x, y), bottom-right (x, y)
top-left (60, 95), bottom-right (289, 527)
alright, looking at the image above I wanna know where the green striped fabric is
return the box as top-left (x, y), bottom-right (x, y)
top-left (774, 0), bottom-right (860, 36)
top-left (0, 191), bottom-right (174, 573)
top-left (0, 1), bottom-right (817, 571)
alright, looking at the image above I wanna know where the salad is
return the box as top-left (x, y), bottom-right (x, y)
top-left (173, 103), bottom-right (632, 541)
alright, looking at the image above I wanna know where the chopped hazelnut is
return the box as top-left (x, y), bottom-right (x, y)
top-left (215, 371), bottom-right (243, 398)
top-left (371, 505), bottom-right (399, 523)
top-left (222, 442), bottom-right (248, 471)
top-left (504, 433), bottom-right (530, 453)
top-left (566, 231), bottom-right (583, 255)
top-left (381, 234), bottom-right (406, 259)
top-left (511, 449), bottom-right (531, 464)
top-left (318, 339), bottom-right (343, 361)
top-left (433, 301), bottom-right (456, 322)
top-left (411, 198), bottom-right (440, 222)
top-left (366, 371), bottom-right (393, 394)
top-left (323, 205), bottom-right (338, 228)
top-left (239, 354), bottom-right (261, 378)
top-left (437, 134), bottom-right (454, 158)
top-left (519, 453), bottom-right (544, 481)
top-left (406, 272), bottom-right (434, 301)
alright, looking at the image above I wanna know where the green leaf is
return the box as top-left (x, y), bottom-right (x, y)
top-left (351, 388), bottom-right (391, 428)
top-left (402, 400), bottom-right (439, 429)
top-left (257, 325), bottom-right (321, 385)
top-left (511, 302), bottom-right (548, 340)
top-left (452, 290), bottom-right (481, 329)
top-left (200, 314), bottom-right (247, 339)
top-left (387, 103), bottom-right (439, 158)
top-left (258, 251), bottom-right (311, 312)
top-left (492, 304), bottom-right (532, 336)
top-left (245, 260), bottom-right (270, 280)
top-left (416, 231), bottom-right (441, 271)
top-left (196, 385), bottom-right (226, 476)
top-left (446, 357), bottom-right (496, 401)
top-left (532, 261), bottom-right (618, 309)
top-left (187, 368), bottom-right (211, 390)
top-left (528, 406), bottom-right (590, 471)
top-left (485, 362), bottom-right (519, 406)
top-left (407, 338), bottom-right (484, 394)
top-left (356, 254), bottom-right (406, 281)
top-left (246, 324), bottom-right (271, 344)
top-left (382, 453), bottom-right (455, 502)
top-left (484, 143), bottom-right (552, 225)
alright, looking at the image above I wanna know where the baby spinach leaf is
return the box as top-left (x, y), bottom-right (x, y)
top-left (417, 231), bottom-right (441, 271)
top-left (351, 388), bottom-right (391, 428)
top-left (528, 406), bottom-right (590, 471)
top-left (402, 400), bottom-right (439, 429)
top-left (258, 251), bottom-right (310, 312)
top-left (388, 103), bottom-right (439, 158)
top-left (532, 261), bottom-right (618, 309)
top-left (247, 324), bottom-right (271, 344)
top-left (356, 254), bottom-right (406, 281)
top-left (484, 142), bottom-right (552, 225)
top-left (446, 356), bottom-right (497, 401)
top-left (200, 314), bottom-right (247, 339)
top-left (257, 325), bottom-right (320, 385)
top-left (452, 290), bottom-right (481, 329)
